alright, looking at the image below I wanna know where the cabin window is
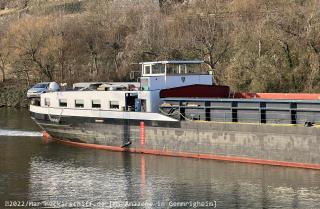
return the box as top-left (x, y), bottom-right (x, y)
top-left (152, 64), bottom-right (165, 74)
top-left (110, 101), bottom-right (119, 109)
top-left (144, 66), bottom-right (151, 74)
top-left (92, 100), bottom-right (101, 108)
top-left (75, 99), bottom-right (84, 108)
top-left (187, 64), bottom-right (200, 74)
top-left (166, 64), bottom-right (179, 74)
top-left (59, 99), bottom-right (67, 107)
top-left (44, 98), bottom-right (50, 106)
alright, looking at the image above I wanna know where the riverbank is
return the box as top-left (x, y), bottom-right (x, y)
top-left (0, 80), bottom-right (28, 108)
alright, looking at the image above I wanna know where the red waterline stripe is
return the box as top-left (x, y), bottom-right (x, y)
top-left (42, 132), bottom-right (320, 170)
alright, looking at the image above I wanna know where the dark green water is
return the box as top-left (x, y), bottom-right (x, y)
top-left (0, 108), bottom-right (320, 209)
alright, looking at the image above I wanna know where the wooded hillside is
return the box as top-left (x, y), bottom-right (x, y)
top-left (0, 0), bottom-right (320, 93)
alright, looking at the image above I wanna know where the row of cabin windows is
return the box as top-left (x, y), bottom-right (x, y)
top-left (44, 98), bottom-right (119, 109)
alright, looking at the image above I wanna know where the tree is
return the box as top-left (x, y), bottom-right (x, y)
top-left (0, 53), bottom-right (6, 82)
top-left (7, 16), bottom-right (62, 81)
top-left (0, 33), bottom-right (11, 82)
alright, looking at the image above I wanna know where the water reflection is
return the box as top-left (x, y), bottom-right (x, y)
top-left (0, 108), bottom-right (39, 130)
top-left (25, 144), bottom-right (320, 209)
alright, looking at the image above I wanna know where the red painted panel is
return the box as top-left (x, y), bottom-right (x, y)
top-left (160, 84), bottom-right (320, 100)
top-left (234, 92), bottom-right (320, 100)
top-left (160, 84), bottom-right (230, 98)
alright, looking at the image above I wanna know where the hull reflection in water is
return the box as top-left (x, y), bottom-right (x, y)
top-left (28, 144), bottom-right (320, 209)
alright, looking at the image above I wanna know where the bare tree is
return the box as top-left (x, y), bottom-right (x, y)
top-left (0, 53), bottom-right (6, 82)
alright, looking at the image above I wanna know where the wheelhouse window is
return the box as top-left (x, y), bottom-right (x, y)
top-left (144, 65), bottom-right (151, 75)
top-left (44, 98), bottom-right (50, 106)
top-left (75, 99), bottom-right (84, 108)
top-left (92, 100), bottom-right (101, 108)
top-left (151, 64), bottom-right (165, 74)
top-left (110, 101), bottom-right (119, 109)
top-left (59, 99), bottom-right (67, 107)
top-left (166, 64), bottom-right (180, 74)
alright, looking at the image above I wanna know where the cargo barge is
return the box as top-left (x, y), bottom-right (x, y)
top-left (29, 61), bottom-right (320, 169)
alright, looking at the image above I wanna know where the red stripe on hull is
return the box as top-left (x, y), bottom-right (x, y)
top-left (42, 132), bottom-right (320, 170)
top-left (235, 92), bottom-right (320, 100)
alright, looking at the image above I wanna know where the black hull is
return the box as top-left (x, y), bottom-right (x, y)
top-left (31, 112), bottom-right (320, 170)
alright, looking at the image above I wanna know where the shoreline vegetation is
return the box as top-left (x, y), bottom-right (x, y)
top-left (0, 0), bottom-right (320, 107)
top-left (0, 80), bottom-right (28, 108)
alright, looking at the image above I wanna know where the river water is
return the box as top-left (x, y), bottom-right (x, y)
top-left (0, 108), bottom-right (320, 209)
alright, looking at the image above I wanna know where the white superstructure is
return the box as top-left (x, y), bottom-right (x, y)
top-left (31, 61), bottom-right (213, 120)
